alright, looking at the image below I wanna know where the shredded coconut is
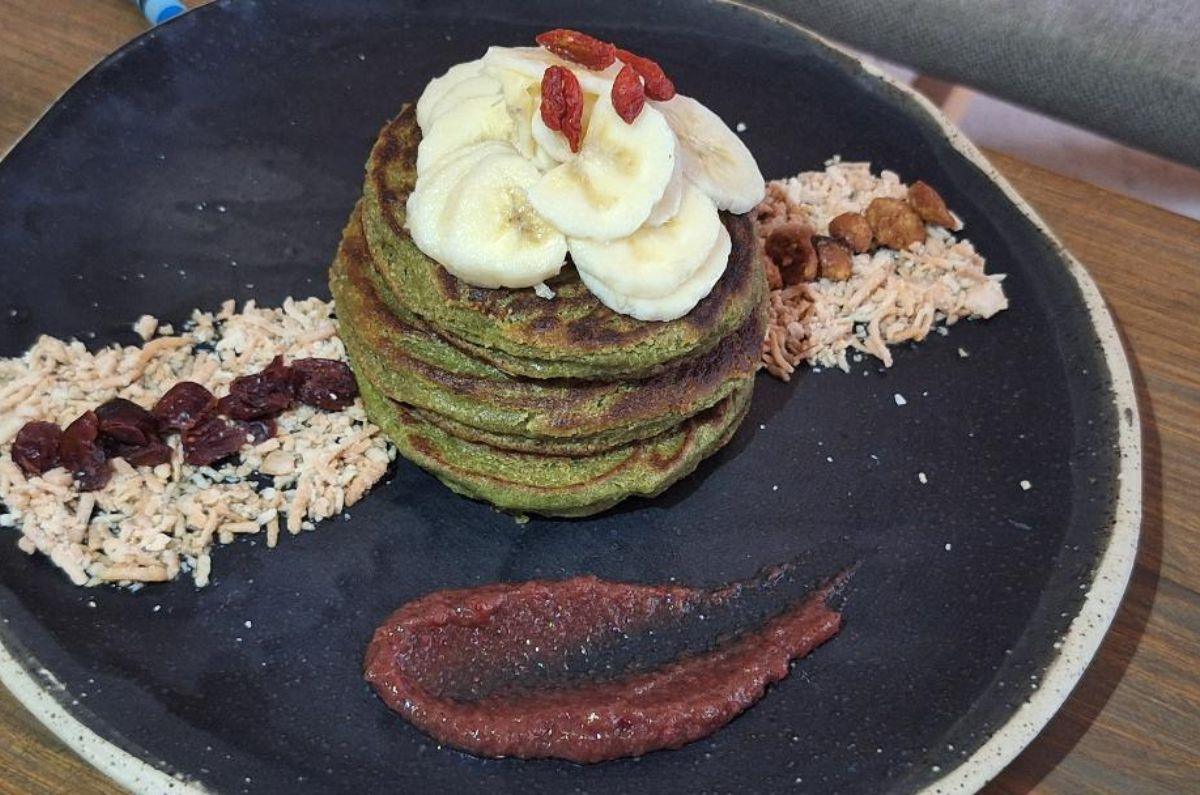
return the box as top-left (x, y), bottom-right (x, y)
top-left (756, 161), bottom-right (1008, 380)
top-left (0, 298), bottom-right (395, 588)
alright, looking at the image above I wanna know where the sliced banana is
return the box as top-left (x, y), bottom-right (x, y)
top-left (528, 96), bottom-right (676, 240)
top-left (406, 141), bottom-right (513, 262)
top-left (415, 94), bottom-right (515, 175)
top-left (578, 224), bottom-right (731, 322)
top-left (483, 46), bottom-right (619, 96)
top-left (529, 143), bottom-right (561, 173)
top-left (491, 67), bottom-right (539, 160)
top-left (569, 183), bottom-right (720, 299)
top-left (416, 59), bottom-right (486, 131)
top-left (644, 157), bottom-right (686, 226)
top-left (424, 74), bottom-right (504, 127)
top-left (531, 97), bottom-right (577, 164)
top-left (438, 149), bottom-right (567, 288)
top-left (531, 93), bottom-right (603, 165)
top-left (653, 94), bottom-right (765, 214)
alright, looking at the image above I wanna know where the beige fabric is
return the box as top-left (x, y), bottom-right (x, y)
top-left (753, 0), bottom-right (1200, 167)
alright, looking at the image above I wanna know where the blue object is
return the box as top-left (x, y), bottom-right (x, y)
top-left (132, 0), bottom-right (186, 25)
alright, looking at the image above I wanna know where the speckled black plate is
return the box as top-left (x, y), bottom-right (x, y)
top-left (0, 2), bottom-right (1140, 793)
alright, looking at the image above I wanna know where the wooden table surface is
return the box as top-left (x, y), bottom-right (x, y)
top-left (1, 1), bottom-right (1197, 793)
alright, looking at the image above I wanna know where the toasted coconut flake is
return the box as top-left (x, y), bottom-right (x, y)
top-left (757, 161), bottom-right (1008, 378)
top-left (0, 297), bottom-right (396, 587)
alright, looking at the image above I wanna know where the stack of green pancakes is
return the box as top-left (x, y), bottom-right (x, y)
top-left (329, 105), bottom-right (766, 517)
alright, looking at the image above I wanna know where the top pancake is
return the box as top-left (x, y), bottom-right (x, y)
top-left (359, 104), bottom-right (765, 380)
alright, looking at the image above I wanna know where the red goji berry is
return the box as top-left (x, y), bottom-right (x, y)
top-left (615, 47), bottom-right (676, 101)
top-left (535, 29), bottom-right (616, 70)
top-left (611, 64), bottom-right (645, 124)
top-left (540, 65), bottom-right (584, 153)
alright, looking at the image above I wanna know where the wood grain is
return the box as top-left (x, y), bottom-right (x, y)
top-left (0, 1), bottom-right (1197, 793)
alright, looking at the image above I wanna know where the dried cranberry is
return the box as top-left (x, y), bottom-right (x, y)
top-left (153, 381), bottom-right (217, 432)
top-left (219, 356), bottom-right (294, 420)
top-left (182, 416), bottom-right (251, 467)
top-left (59, 411), bottom-right (111, 491)
top-left (238, 417), bottom-right (276, 444)
top-left (291, 358), bottom-right (359, 410)
top-left (113, 439), bottom-right (173, 468)
top-left (12, 421), bottom-right (63, 475)
top-left (95, 398), bottom-right (160, 446)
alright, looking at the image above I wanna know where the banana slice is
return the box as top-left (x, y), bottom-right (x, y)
top-left (483, 46), bottom-right (619, 96)
top-left (490, 67), bottom-right (539, 159)
top-left (531, 93), bottom-right (603, 165)
top-left (529, 143), bottom-right (561, 173)
top-left (578, 224), bottom-right (732, 322)
top-left (424, 74), bottom-right (504, 127)
top-left (531, 97), bottom-right (577, 164)
top-left (407, 141), bottom-right (513, 261)
top-left (644, 157), bottom-right (686, 226)
top-left (653, 94), bottom-right (765, 214)
top-left (569, 183), bottom-right (720, 299)
top-left (437, 148), bottom-right (568, 288)
top-left (416, 94), bottom-right (515, 175)
top-left (416, 59), bottom-right (486, 130)
top-left (528, 96), bottom-right (676, 240)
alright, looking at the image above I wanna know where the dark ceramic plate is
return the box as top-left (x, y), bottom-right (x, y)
top-left (0, 1), bottom-right (1140, 793)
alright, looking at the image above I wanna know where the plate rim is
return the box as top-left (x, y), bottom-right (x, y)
top-left (0, 2), bottom-right (1142, 793)
top-left (732, 5), bottom-right (1142, 791)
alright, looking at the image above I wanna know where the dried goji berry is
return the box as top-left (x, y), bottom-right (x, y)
top-left (535, 29), bottom-right (615, 70)
top-left (540, 65), bottom-right (584, 153)
top-left (615, 48), bottom-right (676, 101)
top-left (611, 64), bottom-right (645, 123)
top-left (60, 411), bottom-right (111, 491)
top-left (12, 421), bottom-right (63, 475)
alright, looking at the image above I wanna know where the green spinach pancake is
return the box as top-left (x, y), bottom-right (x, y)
top-left (358, 104), bottom-right (764, 381)
top-left (331, 104), bottom-right (766, 515)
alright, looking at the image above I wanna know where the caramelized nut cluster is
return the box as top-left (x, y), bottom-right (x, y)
top-left (760, 180), bottom-right (959, 288)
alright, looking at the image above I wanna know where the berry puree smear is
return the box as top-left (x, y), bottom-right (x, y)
top-left (363, 564), bottom-right (850, 762)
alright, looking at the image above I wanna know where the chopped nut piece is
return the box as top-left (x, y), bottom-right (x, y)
top-left (764, 222), bottom-right (819, 284)
top-left (828, 212), bottom-right (873, 253)
top-left (865, 197), bottom-right (926, 250)
top-left (907, 180), bottom-right (958, 229)
top-left (814, 236), bottom-right (854, 281)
